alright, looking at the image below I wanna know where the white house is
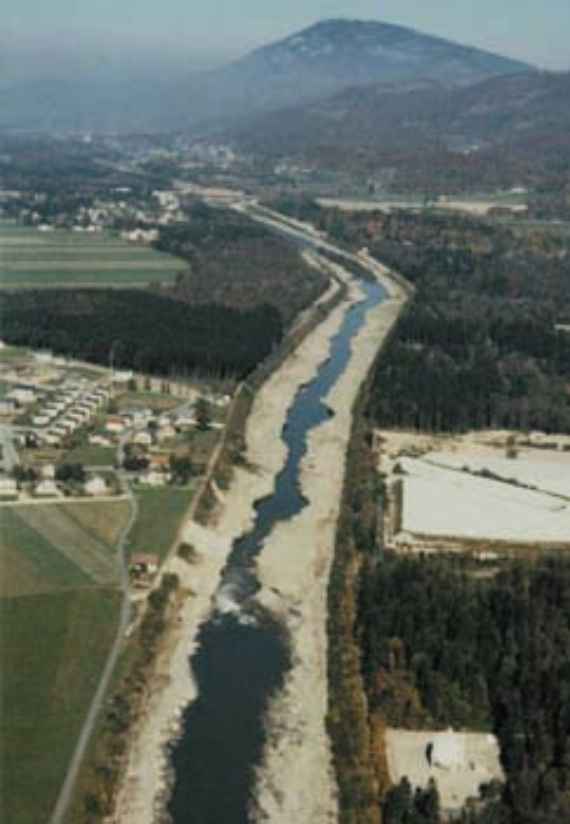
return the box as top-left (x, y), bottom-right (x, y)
top-left (85, 476), bottom-right (108, 497)
top-left (105, 417), bottom-right (126, 434)
top-left (34, 479), bottom-right (61, 498)
top-left (8, 388), bottom-right (36, 405)
top-left (139, 470), bottom-right (167, 487)
top-left (156, 424), bottom-right (176, 443)
top-left (89, 435), bottom-right (113, 447)
top-left (132, 431), bottom-right (152, 446)
top-left (174, 414), bottom-right (197, 429)
top-left (0, 477), bottom-right (18, 497)
top-left (40, 463), bottom-right (56, 479)
top-left (0, 400), bottom-right (17, 415)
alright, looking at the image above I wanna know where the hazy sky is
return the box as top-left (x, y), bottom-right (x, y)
top-left (5, 0), bottom-right (570, 70)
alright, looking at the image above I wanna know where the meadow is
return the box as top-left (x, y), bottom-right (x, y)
top-left (0, 500), bottom-right (130, 823)
top-left (128, 486), bottom-right (193, 561)
top-left (0, 223), bottom-right (185, 287)
top-left (0, 589), bottom-right (122, 824)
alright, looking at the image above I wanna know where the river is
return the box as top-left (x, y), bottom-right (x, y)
top-left (166, 271), bottom-right (387, 823)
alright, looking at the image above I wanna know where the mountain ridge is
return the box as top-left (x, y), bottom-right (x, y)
top-left (188, 18), bottom-right (534, 125)
top-left (0, 18), bottom-right (535, 132)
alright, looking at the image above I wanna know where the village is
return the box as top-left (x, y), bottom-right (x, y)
top-left (0, 343), bottom-right (228, 510)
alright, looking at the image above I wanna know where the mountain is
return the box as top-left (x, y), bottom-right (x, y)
top-left (188, 19), bottom-right (534, 125)
top-left (226, 70), bottom-right (570, 195)
top-left (0, 19), bottom-right (533, 132)
top-left (228, 70), bottom-right (570, 157)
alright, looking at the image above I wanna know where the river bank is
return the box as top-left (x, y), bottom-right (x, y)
top-left (111, 247), bottom-right (407, 823)
top-left (111, 257), bottom-right (361, 822)
top-left (251, 272), bottom-right (406, 823)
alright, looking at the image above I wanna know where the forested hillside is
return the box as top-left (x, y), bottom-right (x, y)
top-left (359, 553), bottom-right (570, 823)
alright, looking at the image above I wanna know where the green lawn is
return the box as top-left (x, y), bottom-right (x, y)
top-left (0, 223), bottom-right (186, 287)
top-left (128, 487), bottom-right (193, 561)
top-left (0, 588), bottom-right (122, 824)
top-left (64, 444), bottom-right (117, 466)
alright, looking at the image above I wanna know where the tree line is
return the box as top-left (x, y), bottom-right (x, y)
top-left (0, 289), bottom-right (283, 380)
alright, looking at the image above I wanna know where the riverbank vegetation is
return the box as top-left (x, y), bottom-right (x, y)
top-left (327, 370), bottom-right (388, 824)
top-left (64, 573), bottom-right (181, 823)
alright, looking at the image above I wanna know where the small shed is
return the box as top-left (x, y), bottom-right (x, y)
top-left (133, 431), bottom-right (152, 446)
top-left (34, 479), bottom-right (61, 498)
top-left (0, 477), bottom-right (18, 497)
top-left (130, 553), bottom-right (159, 575)
top-left (85, 476), bottom-right (108, 497)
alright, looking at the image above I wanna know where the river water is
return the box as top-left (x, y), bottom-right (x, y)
top-left (167, 275), bottom-right (386, 824)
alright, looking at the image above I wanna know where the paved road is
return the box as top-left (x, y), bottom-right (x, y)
top-left (48, 476), bottom-right (138, 824)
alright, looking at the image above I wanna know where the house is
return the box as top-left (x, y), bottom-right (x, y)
top-left (156, 424), bottom-right (176, 443)
top-left (0, 399), bottom-right (17, 415)
top-left (42, 434), bottom-right (61, 447)
top-left (40, 463), bottom-right (56, 479)
top-left (149, 453), bottom-right (171, 471)
top-left (84, 476), bottom-right (108, 497)
top-left (105, 417), bottom-right (126, 434)
top-left (0, 476), bottom-right (18, 497)
top-left (129, 553), bottom-right (159, 575)
top-left (132, 431), bottom-right (152, 446)
top-left (174, 414), bottom-right (197, 429)
top-left (34, 479), bottom-right (61, 498)
top-left (32, 415), bottom-right (51, 427)
top-left (139, 470), bottom-right (168, 487)
top-left (89, 435), bottom-right (113, 447)
top-left (8, 388), bottom-right (36, 405)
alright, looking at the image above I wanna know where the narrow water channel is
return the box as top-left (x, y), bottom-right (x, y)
top-left (167, 276), bottom-right (386, 824)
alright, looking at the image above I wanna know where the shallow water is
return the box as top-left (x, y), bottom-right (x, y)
top-left (167, 277), bottom-right (386, 824)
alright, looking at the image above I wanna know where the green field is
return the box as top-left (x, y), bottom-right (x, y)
top-left (64, 444), bottom-right (117, 466)
top-left (0, 588), bottom-right (122, 824)
top-left (0, 223), bottom-right (186, 287)
top-left (0, 499), bottom-right (130, 822)
top-left (128, 487), bottom-right (193, 561)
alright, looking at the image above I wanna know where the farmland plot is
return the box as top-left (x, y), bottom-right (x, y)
top-left (0, 224), bottom-right (185, 287)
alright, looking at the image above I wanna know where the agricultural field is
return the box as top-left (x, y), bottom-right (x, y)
top-left (0, 223), bottom-right (186, 288)
top-left (0, 499), bottom-right (131, 823)
top-left (0, 588), bottom-right (122, 824)
top-left (128, 487), bottom-right (193, 561)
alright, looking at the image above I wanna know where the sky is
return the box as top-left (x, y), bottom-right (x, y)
top-left (4, 0), bottom-right (570, 72)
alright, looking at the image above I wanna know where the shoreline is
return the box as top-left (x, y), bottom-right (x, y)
top-left (111, 251), bottom-right (407, 824)
top-left (111, 262), bottom-right (362, 823)
top-left (251, 272), bottom-right (406, 823)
